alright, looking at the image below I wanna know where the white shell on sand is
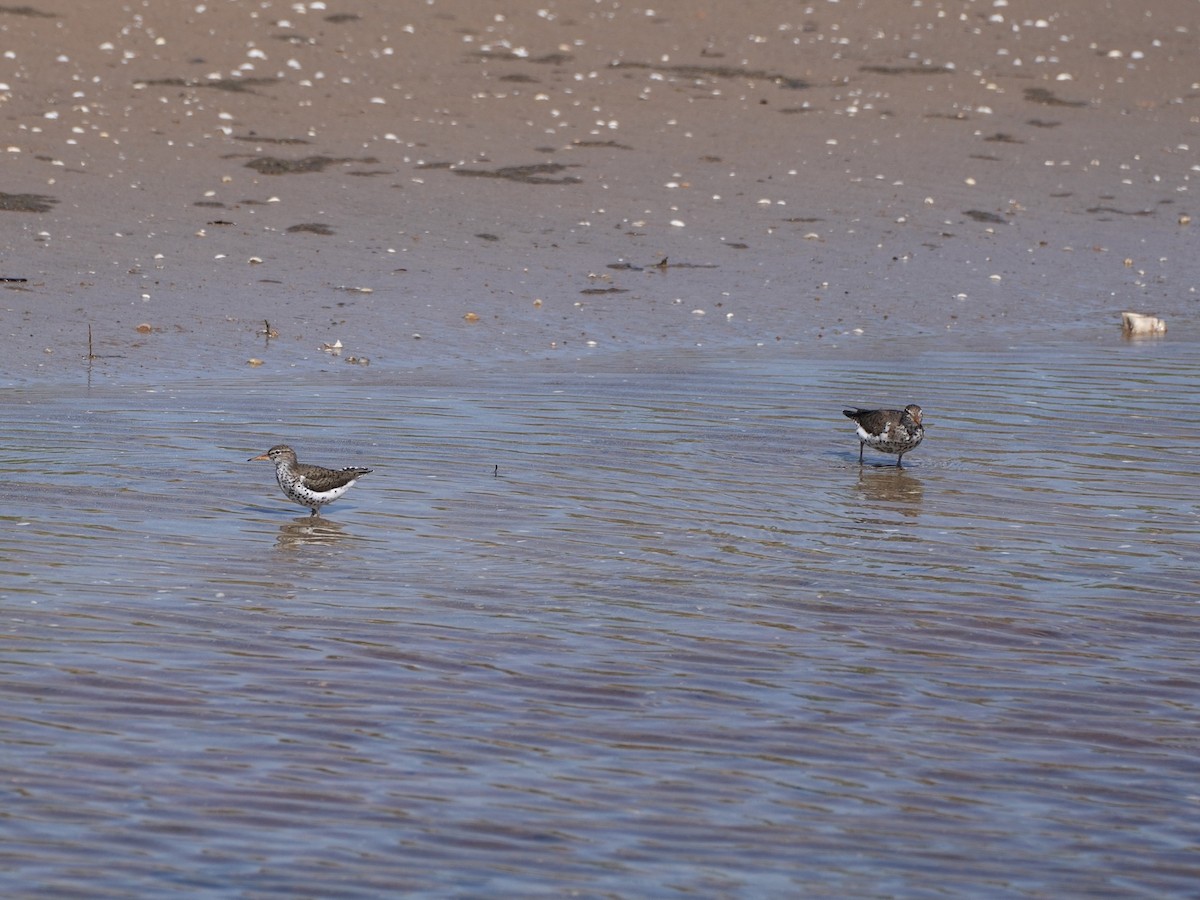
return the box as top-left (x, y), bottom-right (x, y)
top-left (1121, 312), bottom-right (1166, 335)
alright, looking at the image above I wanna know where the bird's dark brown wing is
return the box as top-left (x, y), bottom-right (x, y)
top-left (296, 464), bottom-right (372, 492)
top-left (843, 408), bottom-right (899, 434)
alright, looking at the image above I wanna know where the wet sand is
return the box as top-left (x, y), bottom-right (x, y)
top-left (0, 0), bottom-right (1195, 378)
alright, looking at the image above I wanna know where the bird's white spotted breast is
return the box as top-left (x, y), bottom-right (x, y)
top-left (278, 471), bottom-right (358, 507)
top-left (856, 423), bottom-right (921, 453)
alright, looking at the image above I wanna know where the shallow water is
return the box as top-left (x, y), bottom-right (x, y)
top-left (3, 333), bottom-right (1199, 896)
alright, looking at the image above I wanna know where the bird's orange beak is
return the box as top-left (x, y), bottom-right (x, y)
top-left (248, 452), bottom-right (271, 462)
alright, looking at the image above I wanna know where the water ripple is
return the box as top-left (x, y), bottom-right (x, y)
top-left (2, 338), bottom-right (1199, 895)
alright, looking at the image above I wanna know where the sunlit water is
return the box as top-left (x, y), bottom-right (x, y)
top-left (3, 334), bottom-right (1198, 896)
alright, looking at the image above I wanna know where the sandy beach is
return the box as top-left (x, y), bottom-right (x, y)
top-left (0, 0), bottom-right (1194, 379)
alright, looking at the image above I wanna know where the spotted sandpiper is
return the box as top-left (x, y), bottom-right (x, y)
top-left (843, 405), bottom-right (924, 466)
top-left (248, 444), bottom-right (372, 515)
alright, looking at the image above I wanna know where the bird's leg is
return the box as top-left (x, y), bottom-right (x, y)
top-left (859, 442), bottom-right (865, 464)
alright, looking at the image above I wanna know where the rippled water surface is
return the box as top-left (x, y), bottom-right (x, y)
top-left (3, 335), bottom-right (1198, 896)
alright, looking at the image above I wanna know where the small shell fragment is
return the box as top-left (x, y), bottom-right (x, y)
top-left (463, 312), bottom-right (480, 322)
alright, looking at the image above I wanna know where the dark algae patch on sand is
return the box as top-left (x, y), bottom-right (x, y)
top-left (245, 155), bottom-right (378, 174)
top-left (452, 163), bottom-right (583, 184)
top-left (0, 192), bottom-right (57, 212)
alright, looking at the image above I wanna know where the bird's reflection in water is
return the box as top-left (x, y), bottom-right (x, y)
top-left (275, 515), bottom-right (350, 550)
top-left (854, 466), bottom-right (924, 517)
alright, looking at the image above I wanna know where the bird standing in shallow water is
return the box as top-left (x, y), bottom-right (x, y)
top-left (248, 444), bottom-right (372, 515)
top-left (843, 405), bottom-right (924, 467)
